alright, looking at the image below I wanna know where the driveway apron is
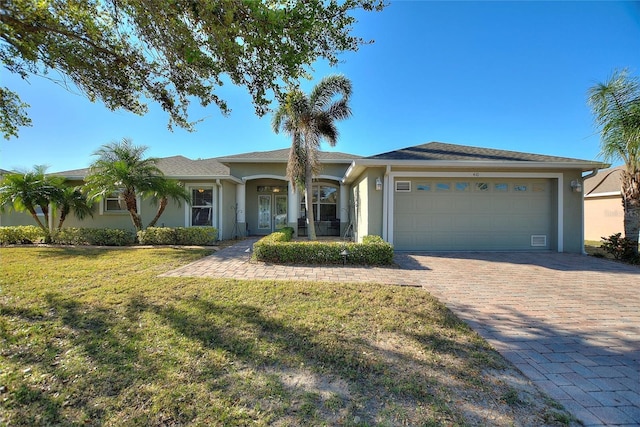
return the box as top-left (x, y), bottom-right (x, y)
top-left (162, 242), bottom-right (640, 426)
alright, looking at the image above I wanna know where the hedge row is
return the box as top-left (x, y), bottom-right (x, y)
top-left (137, 227), bottom-right (218, 245)
top-left (0, 225), bottom-right (47, 244)
top-left (53, 228), bottom-right (136, 246)
top-left (253, 230), bottom-right (394, 265)
top-left (0, 225), bottom-right (218, 246)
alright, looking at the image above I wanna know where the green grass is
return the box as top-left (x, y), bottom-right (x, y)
top-left (1, 247), bottom-right (576, 426)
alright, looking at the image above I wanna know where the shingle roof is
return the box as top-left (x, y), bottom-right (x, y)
top-left (51, 167), bottom-right (90, 178)
top-left (584, 166), bottom-right (623, 196)
top-left (367, 141), bottom-right (599, 163)
top-left (216, 148), bottom-right (361, 162)
top-left (155, 156), bottom-right (229, 177)
top-left (51, 156), bottom-right (229, 178)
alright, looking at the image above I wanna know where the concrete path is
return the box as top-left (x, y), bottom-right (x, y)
top-left (161, 240), bottom-right (640, 426)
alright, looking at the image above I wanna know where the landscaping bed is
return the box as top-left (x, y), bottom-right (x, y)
top-left (0, 225), bottom-right (218, 247)
top-left (252, 228), bottom-right (394, 265)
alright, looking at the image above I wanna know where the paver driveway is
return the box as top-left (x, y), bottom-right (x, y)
top-left (162, 241), bottom-right (639, 426)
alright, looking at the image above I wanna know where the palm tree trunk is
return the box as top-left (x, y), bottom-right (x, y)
top-left (621, 170), bottom-right (640, 254)
top-left (28, 208), bottom-right (48, 233)
top-left (147, 197), bottom-right (168, 228)
top-left (124, 190), bottom-right (143, 231)
top-left (305, 162), bottom-right (317, 240)
top-left (57, 211), bottom-right (67, 232)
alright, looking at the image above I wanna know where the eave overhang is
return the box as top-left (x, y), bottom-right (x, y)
top-left (342, 159), bottom-right (609, 184)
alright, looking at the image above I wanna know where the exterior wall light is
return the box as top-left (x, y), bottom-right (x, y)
top-left (570, 180), bottom-right (582, 193)
top-left (375, 177), bottom-right (383, 191)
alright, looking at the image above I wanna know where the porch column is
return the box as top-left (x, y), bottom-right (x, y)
top-left (340, 183), bottom-right (348, 225)
top-left (236, 183), bottom-right (246, 237)
top-left (288, 183), bottom-right (298, 230)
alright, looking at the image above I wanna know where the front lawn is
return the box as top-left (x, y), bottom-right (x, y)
top-left (0, 247), bottom-right (576, 426)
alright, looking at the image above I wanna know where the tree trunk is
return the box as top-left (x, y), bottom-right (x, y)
top-left (124, 190), bottom-right (143, 231)
top-left (147, 197), bottom-right (168, 228)
top-left (621, 170), bottom-right (640, 254)
top-left (28, 208), bottom-right (48, 233)
top-left (305, 161), bottom-right (317, 240)
top-left (57, 211), bottom-right (67, 232)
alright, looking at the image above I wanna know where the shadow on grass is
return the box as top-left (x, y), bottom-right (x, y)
top-left (2, 289), bottom-right (575, 426)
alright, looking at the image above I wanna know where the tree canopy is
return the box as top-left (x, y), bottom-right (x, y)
top-left (588, 68), bottom-right (640, 252)
top-left (0, 0), bottom-right (385, 139)
top-left (272, 74), bottom-right (352, 239)
top-left (84, 138), bottom-right (185, 231)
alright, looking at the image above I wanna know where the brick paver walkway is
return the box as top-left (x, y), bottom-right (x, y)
top-left (161, 240), bottom-right (640, 426)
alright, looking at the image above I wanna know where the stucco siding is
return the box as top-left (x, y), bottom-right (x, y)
top-left (584, 196), bottom-right (623, 241)
top-left (220, 181), bottom-right (237, 240)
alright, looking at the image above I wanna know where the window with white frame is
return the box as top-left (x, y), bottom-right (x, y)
top-left (104, 191), bottom-right (127, 212)
top-left (299, 184), bottom-right (338, 221)
top-left (191, 187), bottom-right (214, 226)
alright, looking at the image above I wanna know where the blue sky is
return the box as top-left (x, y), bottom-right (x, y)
top-left (1, 1), bottom-right (639, 172)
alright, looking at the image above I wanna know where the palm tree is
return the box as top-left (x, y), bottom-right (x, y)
top-left (85, 138), bottom-right (163, 231)
top-left (272, 75), bottom-right (352, 239)
top-left (54, 185), bottom-right (94, 231)
top-left (145, 178), bottom-right (191, 228)
top-left (588, 69), bottom-right (640, 253)
top-left (0, 165), bottom-right (60, 235)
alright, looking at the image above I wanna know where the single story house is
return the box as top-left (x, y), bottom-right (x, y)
top-left (583, 166), bottom-right (625, 241)
top-left (1, 142), bottom-right (607, 253)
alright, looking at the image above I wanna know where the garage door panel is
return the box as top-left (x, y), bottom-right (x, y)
top-left (394, 178), bottom-right (553, 251)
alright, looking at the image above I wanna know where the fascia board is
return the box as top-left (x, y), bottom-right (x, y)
top-left (59, 175), bottom-right (87, 180)
top-left (218, 158), bottom-right (355, 164)
top-left (585, 191), bottom-right (621, 198)
top-left (348, 159), bottom-right (609, 171)
top-left (341, 161), bottom-right (367, 184)
top-left (170, 175), bottom-right (242, 183)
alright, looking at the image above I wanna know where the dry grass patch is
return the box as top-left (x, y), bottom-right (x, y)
top-left (0, 247), bottom-right (578, 426)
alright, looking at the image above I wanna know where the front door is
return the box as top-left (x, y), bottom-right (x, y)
top-left (258, 194), bottom-right (288, 233)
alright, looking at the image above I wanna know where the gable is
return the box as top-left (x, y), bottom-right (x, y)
top-left (584, 166), bottom-right (623, 196)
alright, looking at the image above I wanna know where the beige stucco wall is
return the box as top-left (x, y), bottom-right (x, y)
top-left (584, 195), bottom-right (623, 241)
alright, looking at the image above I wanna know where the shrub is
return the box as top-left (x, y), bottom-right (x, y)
top-left (0, 226), bottom-right (47, 245)
top-left (53, 228), bottom-right (135, 246)
top-left (362, 235), bottom-right (384, 244)
top-left (600, 233), bottom-right (639, 262)
top-left (174, 227), bottom-right (218, 245)
top-left (253, 233), bottom-right (393, 265)
top-left (137, 227), bottom-right (177, 245)
top-left (137, 226), bottom-right (218, 245)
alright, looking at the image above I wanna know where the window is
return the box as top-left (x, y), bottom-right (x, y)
top-left (104, 191), bottom-right (127, 212)
top-left (514, 185), bottom-right (528, 192)
top-left (395, 181), bottom-right (411, 192)
top-left (494, 183), bottom-right (508, 192)
top-left (475, 182), bottom-right (489, 192)
top-left (300, 184), bottom-right (338, 220)
top-left (455, 182), bottom-right (469, 192)
top-left (436, 182), bottom-right (450, 191)
top-left (416, 183), bottom-right (431, 191)
top-left (191, 188), bottom-right (213, 226)
top-left (532, 183), bottom-right (546, 193)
